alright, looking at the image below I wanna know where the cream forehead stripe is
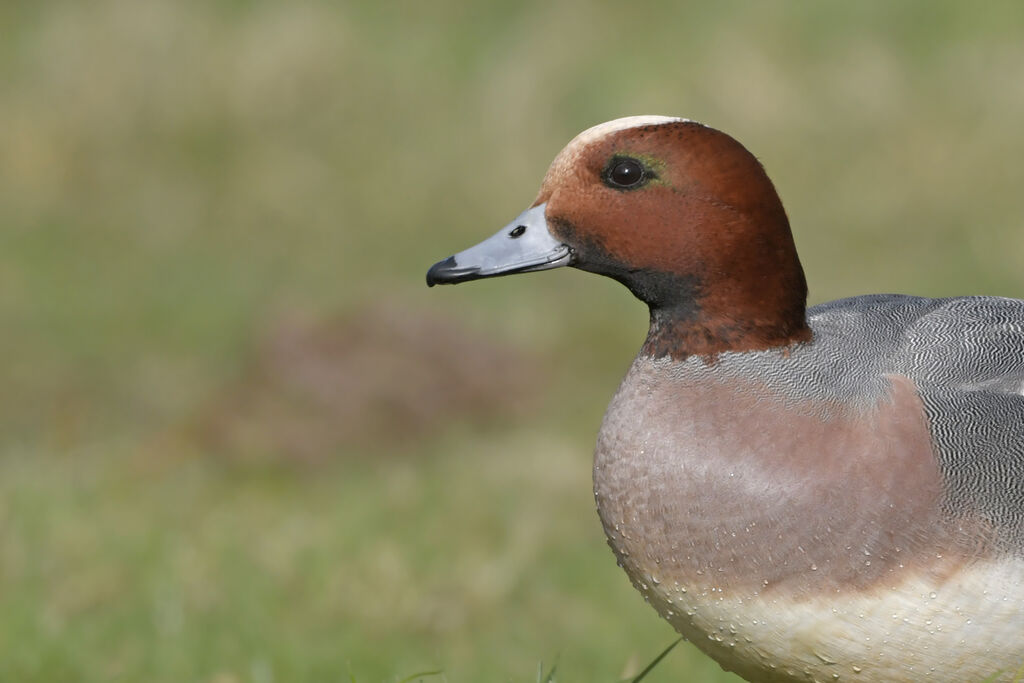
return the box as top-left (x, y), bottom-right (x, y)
top-left (544, 115), bottom-right (699, 183)
top-left (571, 115), bottom-right (689, 145)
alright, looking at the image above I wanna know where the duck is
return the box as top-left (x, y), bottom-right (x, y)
top-left (425, 115), bottom-right (1024, 682)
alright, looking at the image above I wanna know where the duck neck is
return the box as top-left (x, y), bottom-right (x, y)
top-left (640, 279), bottom-right (812, 360)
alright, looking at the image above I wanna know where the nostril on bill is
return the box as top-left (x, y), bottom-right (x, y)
top-left (509, 225), bottom-right (526, 238)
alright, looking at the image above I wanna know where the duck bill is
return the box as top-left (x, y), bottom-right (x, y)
top-left (426, 203), bottom-right (572, 286)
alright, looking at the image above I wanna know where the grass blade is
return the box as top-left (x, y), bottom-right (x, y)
top-left (627, 638), bottom-right (683, 683)
top-left (537, 655), bottom-right (559, 683)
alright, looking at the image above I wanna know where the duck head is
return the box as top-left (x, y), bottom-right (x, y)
top-left (426, 116), bottom-right (811, 358)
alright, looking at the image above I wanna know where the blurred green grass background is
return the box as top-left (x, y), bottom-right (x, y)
top-left (2, 1), bottom-right (1024, 681)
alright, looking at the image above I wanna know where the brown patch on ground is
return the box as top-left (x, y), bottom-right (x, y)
top-left (193, 301), bottom-right (544, 463)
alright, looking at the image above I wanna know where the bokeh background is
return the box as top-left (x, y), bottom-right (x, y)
top-left (3, 2), bottom-right (1024, 681)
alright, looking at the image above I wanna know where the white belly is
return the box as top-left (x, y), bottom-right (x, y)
top-left (635, 557), bottom-right (1024, 682)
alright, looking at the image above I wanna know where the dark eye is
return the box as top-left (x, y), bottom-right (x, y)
top-left (604, 157), bottom-right (648, 190)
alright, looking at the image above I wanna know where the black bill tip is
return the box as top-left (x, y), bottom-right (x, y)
top-left (426, 256), bottom-right (481, 287)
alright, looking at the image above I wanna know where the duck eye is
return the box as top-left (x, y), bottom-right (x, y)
top-left (605, 157), bottom-right (648, 190)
